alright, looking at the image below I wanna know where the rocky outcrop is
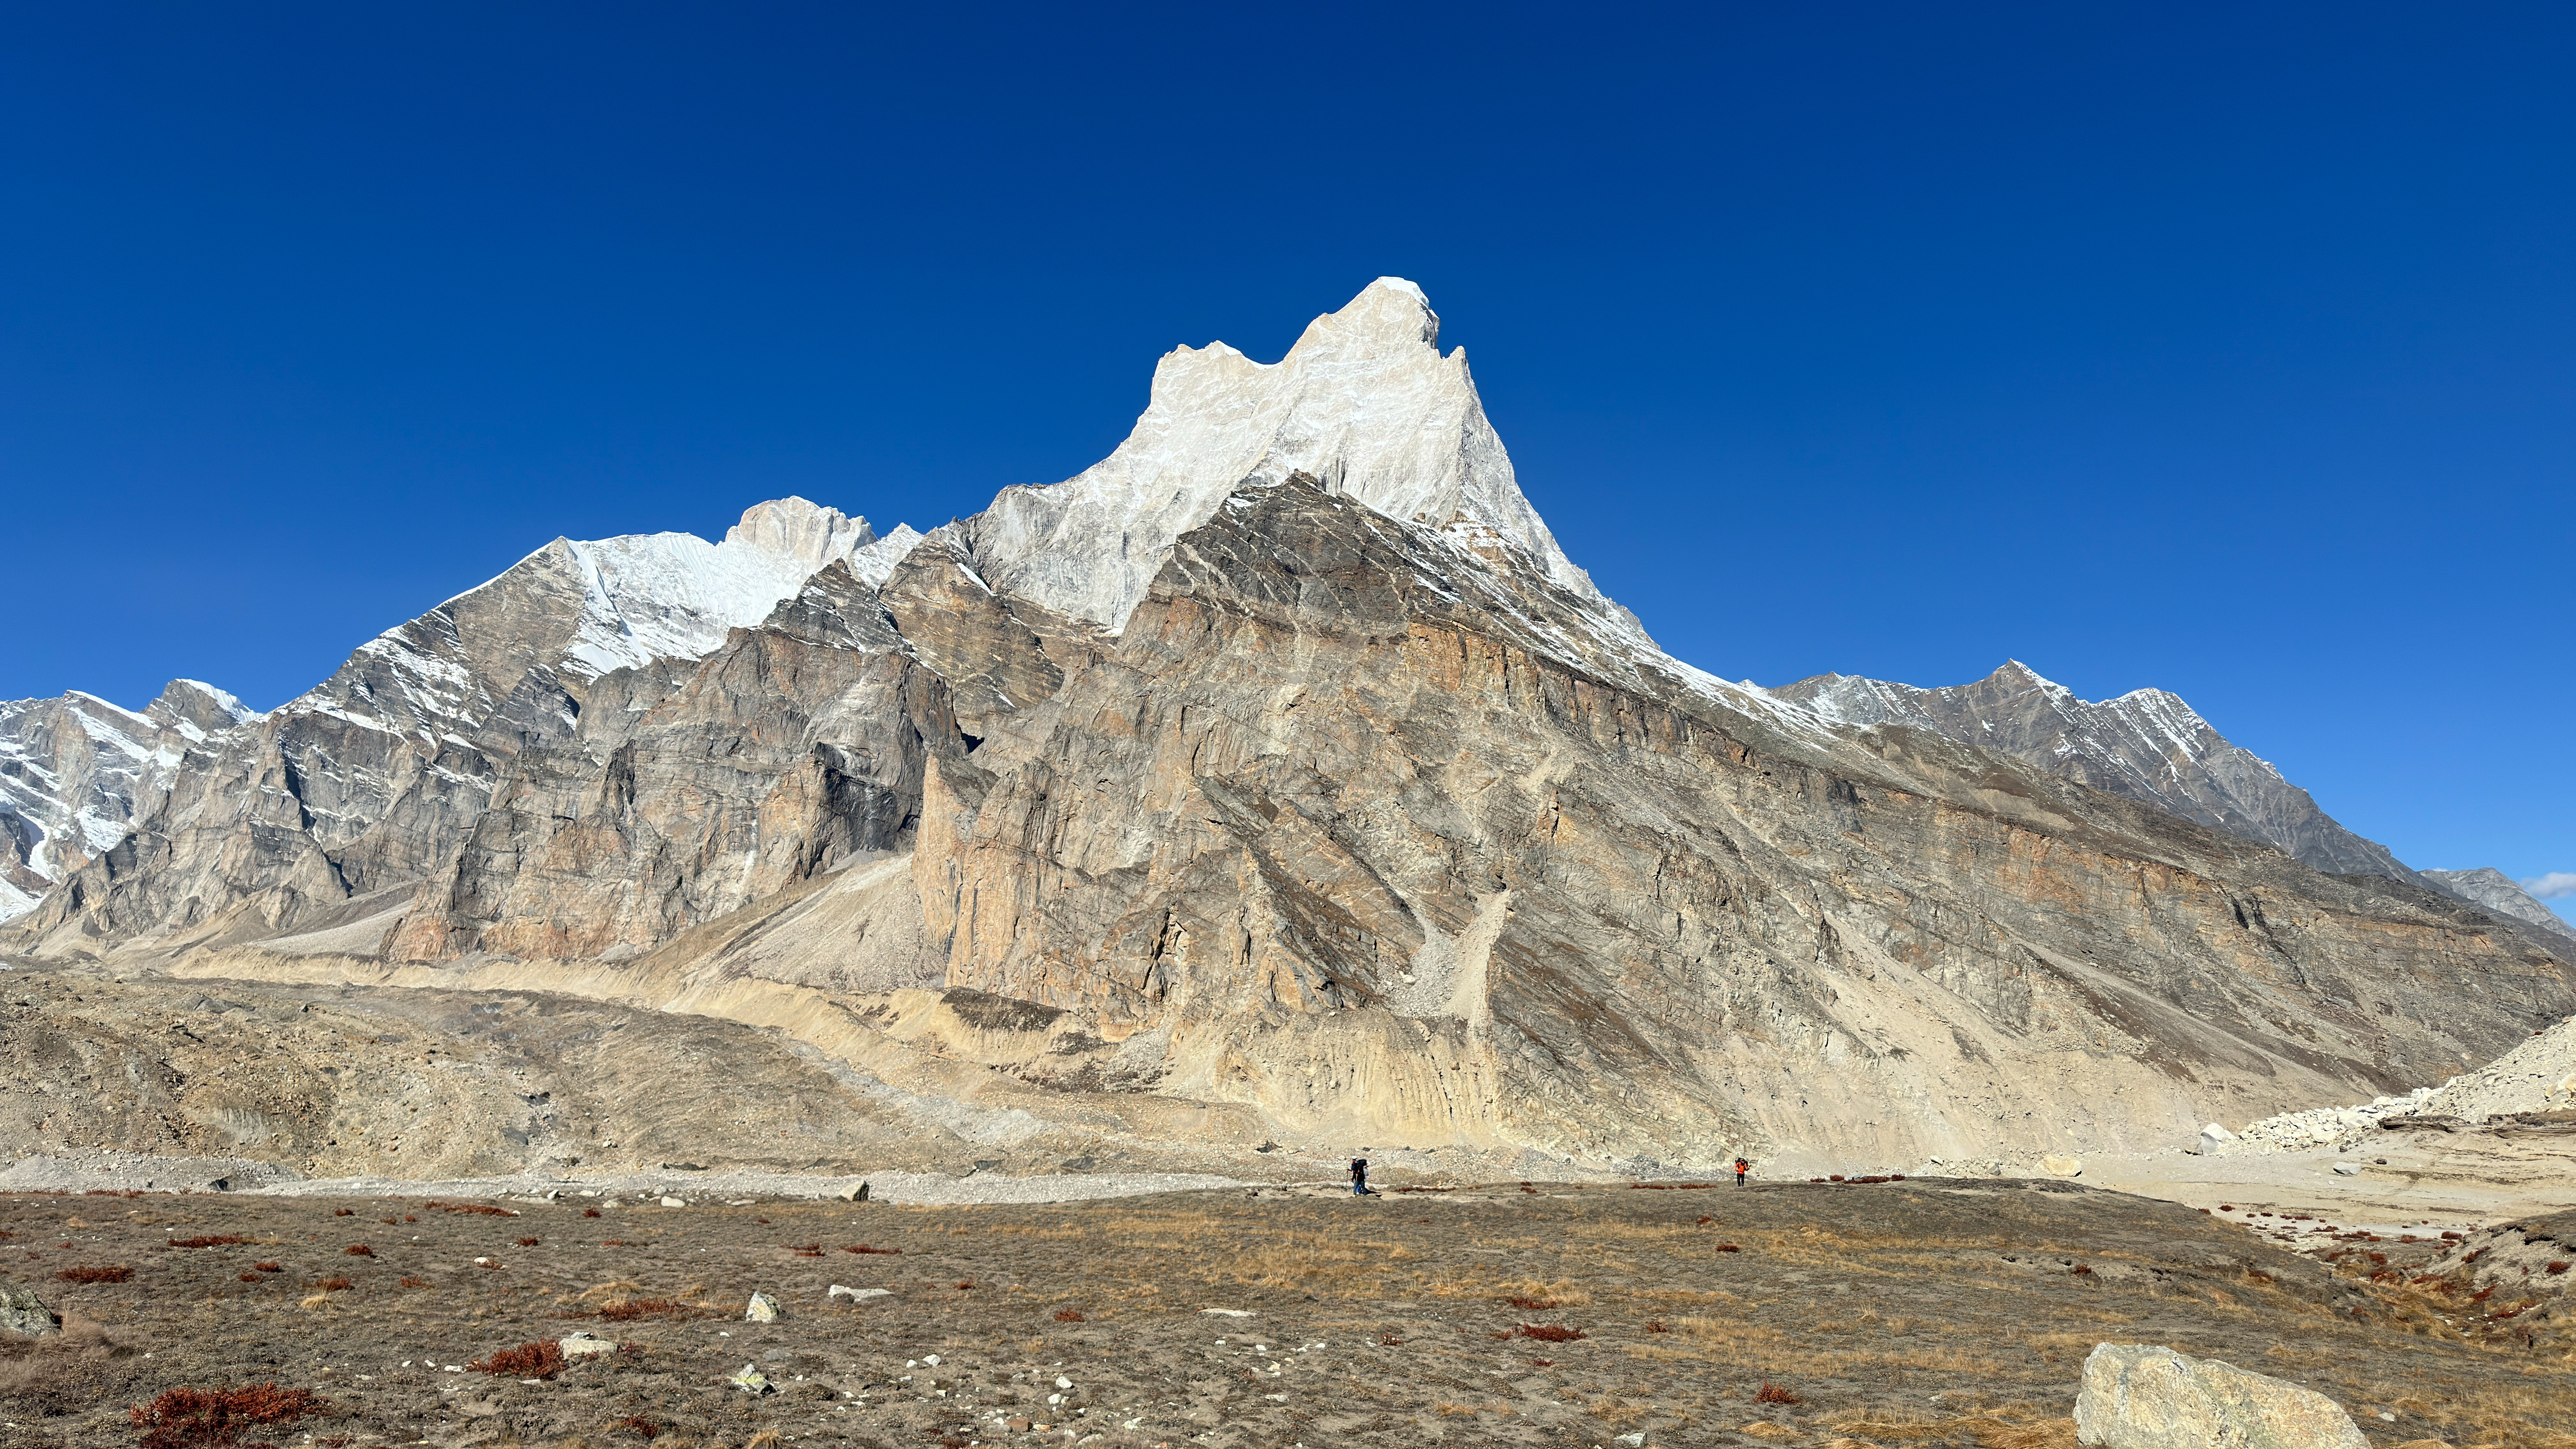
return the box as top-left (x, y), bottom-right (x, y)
top-left (2074, 1343), bottom-right (2365, 1448)
top-left (0, 1284), bottom-right (59, 1338)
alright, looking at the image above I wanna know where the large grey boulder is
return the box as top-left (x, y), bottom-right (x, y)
top-left (0, 1283), bottom-right (59, 1337)
top-left (2075, 1343), bottom-right (2365, 1448)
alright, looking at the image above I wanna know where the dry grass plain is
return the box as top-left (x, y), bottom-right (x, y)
top-left (3, 1177), bottom-right (2571, 1449)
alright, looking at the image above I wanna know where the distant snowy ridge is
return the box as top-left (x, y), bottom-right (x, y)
top-left (2423, 868), bottom-right (2576, 945)
top-left (1771, 661), bottom-right (2421, 881)
top-left (0, 680), bottom-right (262, 920)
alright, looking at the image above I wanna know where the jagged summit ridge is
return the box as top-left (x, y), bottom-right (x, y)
top-left (1772, 661), bottom-right (2420, 881)
top-left (966, 278), bottom-right (1635, 638)
top-left (2424, 868), bottom-right (2576, 945)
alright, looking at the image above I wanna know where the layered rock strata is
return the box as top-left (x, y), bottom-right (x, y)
top-left (7, 280), bottom-right (2570, 1176)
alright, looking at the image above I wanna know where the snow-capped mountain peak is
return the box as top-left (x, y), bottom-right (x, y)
top-left (965, 277), bottom-right (1629, 636)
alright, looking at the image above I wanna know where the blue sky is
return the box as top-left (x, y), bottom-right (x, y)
top-left (3, 4), bottom-right (2568, 916)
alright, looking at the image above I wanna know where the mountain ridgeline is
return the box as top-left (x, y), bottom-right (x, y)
top-left (5, 280), bottom-right (2568, 1176)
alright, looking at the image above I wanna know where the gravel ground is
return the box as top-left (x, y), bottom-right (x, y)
top-left (4, 1178), bottom-right (2571, 1448)
top-left (0, 1154), bottom-right (1241, 1208)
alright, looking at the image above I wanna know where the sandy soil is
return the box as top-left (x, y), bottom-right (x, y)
top-left (2077, 1124), bottom-right (2576, 1243)
top-left (5, 1178), bottom-right (2572, 1449)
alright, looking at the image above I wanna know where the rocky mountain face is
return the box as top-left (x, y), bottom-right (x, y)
top-left (0, 680), bottom-right (260, 921)
top-left (1774, 663), bottom-right (2422, 880)
top-left (7, 280), bottom-right (2570, 1178)
top-left (8, 497), bottom-right (906, 951)
top-left (2423, 868), bottom-right (2576, 945)
top-left (1768, 666), bottom-right (2573, 949)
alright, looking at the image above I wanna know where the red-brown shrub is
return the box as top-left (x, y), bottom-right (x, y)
top-left (1515, 1324), bottom-right (1584, 1343)
top-left (1506, 1295), bottom-right (1561, 1310)
top-left (331, 1208), bottom-right (354, 1217)
top-left (1644, 1319), bottom-right (1670, 1333)
top-left (237, 1273), bottom-right (260, 1283)
top-left (57, 1265), bottom-right (131, 1284)
top-left (1755, 1381), bottom-right (1803, 1405)
top-left (584, 1208), bottom-right (602, 1218)
top-left (2548, 1261), bottom-right (2571, 1276)
top-left (1714, 1243), bottom-right (1741, 1253)
top-left (399, 1276), bottom-right (432, 1289)
top-left (468, 1340), bottom-right (564, 1379)
top-left (314, 1277), bottom-right (354, 1292)
top-left (614, 1416), bottom-right (661, 1439)
top-left (167, 1236), bottom-right (247, 1249)
top-left (843, 1244), bottom-right (901, 1254)
top-left (128, 1384), bottom-right (329, 1448)
top-left (1054, 1308), bottom-right (1085, 1322)
top-left (344, 1245), bottom-right (374, 1257)
top-left (252, 1262), bottom-right (282, 1273)
top-left (421, 1200), bottom-right (516, 1217)
top-left (517, 1238), bottom-right (539, 1247)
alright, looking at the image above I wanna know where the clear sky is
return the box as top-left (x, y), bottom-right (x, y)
top-left (3, 4), bottom-right (2568, 916)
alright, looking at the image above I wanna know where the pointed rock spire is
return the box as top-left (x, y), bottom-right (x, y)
top-left (965, 277), bottom-right (1622, 633)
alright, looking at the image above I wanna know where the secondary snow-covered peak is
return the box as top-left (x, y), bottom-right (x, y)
top-left (0, 680), bottom-right (256, 918)
top-left (724, 496), bottom-right (876, 571)
top-left (147, 679), bottom-right (262, 739)
top-left (1994, 659), bottom-right (2072, 697)
top-left (1771, 662), bottom-right (2417, 882)
top-left (2422, 868), bottom-right (2576, 945)
top-left (848, 524), bottom-right (926, 588)
top-left (965, 277), bottom-right (1632, 638)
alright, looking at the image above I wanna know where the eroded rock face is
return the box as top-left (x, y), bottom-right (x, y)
top-left (10, 502), bottom-right (879, 954)
top-left (908, 476), bottom-right (2572, 1163)
top-left (387, 601), bottom-right (962, 964)
top-left (2074, 1343), bottom-right (2366, 1449)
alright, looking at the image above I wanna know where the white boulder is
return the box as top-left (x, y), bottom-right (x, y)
top-left (2075, 1343), bottom-right (2366, 1448)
